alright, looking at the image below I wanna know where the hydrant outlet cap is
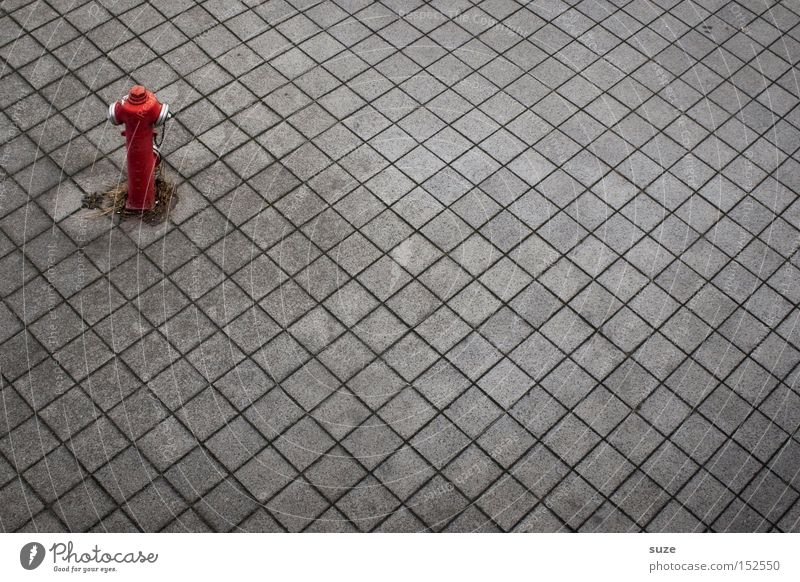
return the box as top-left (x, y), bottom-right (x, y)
top-left (128, 85), bottom-right (147, 104)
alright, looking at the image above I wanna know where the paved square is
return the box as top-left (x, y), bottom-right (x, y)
top-left (1, 0), bottom-right (800, 532)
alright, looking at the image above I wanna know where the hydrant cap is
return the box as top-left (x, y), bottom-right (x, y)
top-left (128, 85), bottom-right (147, 104)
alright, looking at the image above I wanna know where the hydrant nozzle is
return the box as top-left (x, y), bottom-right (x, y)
top-left (108, 85), bottom-right (170, 211)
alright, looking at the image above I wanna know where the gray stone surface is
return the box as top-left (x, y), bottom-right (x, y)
top-left (1, 0), bottom-right (800, 533)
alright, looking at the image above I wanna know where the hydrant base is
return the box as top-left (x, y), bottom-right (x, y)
top-left (84, 175), bottom-right (178, 225)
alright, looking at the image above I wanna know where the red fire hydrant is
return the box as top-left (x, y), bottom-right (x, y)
top-left (107, 85), bottom-right (170, 211)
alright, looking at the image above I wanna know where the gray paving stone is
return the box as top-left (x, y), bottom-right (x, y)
top-left (335, 475), bottom-right (400, 532)
top-left (267, 478), bottom-right (329, 532)
top-left (52, 477), bottom-right (115, 531)
top-left (194, 476), bottom-right (261, 532)
top-left (2, 0), bottom-right (799, 533)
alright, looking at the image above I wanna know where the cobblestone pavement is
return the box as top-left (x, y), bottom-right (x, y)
top-left (1, 0), bottom-right (800, 533)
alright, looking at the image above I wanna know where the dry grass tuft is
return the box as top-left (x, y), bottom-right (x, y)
top-left (83, 166), bottom-right (178, 224)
